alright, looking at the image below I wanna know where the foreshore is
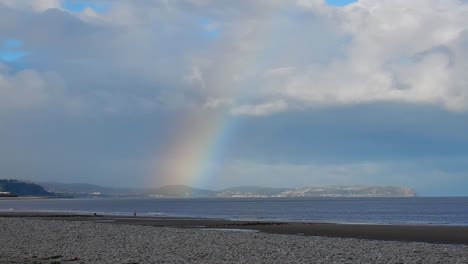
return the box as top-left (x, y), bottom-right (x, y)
top-left (2, 212), bottom-right (468, 245)
top-left (1, 215), bottom-right (468, 264)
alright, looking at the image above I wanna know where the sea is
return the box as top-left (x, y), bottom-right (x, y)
top-left (1, 197), bottom-right (468, 226)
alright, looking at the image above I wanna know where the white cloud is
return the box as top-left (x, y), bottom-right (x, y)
top-left (231, 100), bottom-right (288, 116)
top-left (184, 65), bottom-right (206, 89)
top-left (260, 0), bottom-right (468, 114)
top-left (203, 97), bottom-right (232, 109)
top-left (175, 0), bottom-right (468, 115)
top-left (0, 0), bottom-right (61, 11)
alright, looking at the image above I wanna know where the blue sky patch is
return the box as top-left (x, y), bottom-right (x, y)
top-left (0, 39), bottom-right (28, 62)
top-left (201, 18), bottom-right (220, 39)
top-left (62, 0), bottom-right (109, 13)
top-left (326, 0), bottom-right (358, 6)
top-left (0, 51), bottom-right (28, 62)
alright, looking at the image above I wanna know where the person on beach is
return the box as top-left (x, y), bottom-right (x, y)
top-left (133, 211), bottom-right (136, 216)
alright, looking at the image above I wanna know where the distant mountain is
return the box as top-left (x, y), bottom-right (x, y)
top-left (146, 185), bottom-right (215, 198)
top-left (0, 180), bottom-right (56, 197)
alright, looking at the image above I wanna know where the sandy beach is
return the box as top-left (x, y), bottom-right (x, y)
top-left (1, 214), bottom-right (468, 263)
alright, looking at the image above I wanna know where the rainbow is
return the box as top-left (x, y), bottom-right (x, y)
top-left (152, 108), bottom-right (234, 188)
top-left (150, 7), bottom-right (287, 188)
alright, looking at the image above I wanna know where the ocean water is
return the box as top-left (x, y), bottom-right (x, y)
top-left (1, 197), bottom-right (468, 226)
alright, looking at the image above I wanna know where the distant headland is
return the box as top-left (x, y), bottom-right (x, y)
top-left (0, 179), bottom-right (57, 198)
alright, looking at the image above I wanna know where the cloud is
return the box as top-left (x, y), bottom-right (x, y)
top-left (231, 100), bottom-right (288, 116)
top-left (0, 0), bottom-right (61, 11)
top-left (231, 0), bottom-right (468, 115)
top-left (0, 64), bottom-right (64, 112)
top-left (184, 65), bottom-right (206, 89)
top-left (1, 0), bottom-right (467, 117)
top-left (203, 97), bottom-right (232, 109)
top-left (211, 160), bottom-right (386, 189)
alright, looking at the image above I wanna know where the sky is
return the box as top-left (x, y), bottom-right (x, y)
top-left (1, 0), bottom-right (468, 196)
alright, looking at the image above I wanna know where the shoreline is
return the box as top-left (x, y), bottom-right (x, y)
top-left (2, 212), bottom-right (468, 245)
top-left (1, 209), bottom-right (466, 227)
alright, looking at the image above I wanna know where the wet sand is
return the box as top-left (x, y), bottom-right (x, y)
top-left (2, 212), bottom-right (468, 245)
